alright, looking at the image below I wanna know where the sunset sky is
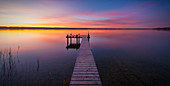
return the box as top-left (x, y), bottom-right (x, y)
top-left (0, 0), bottom-right (170, 28)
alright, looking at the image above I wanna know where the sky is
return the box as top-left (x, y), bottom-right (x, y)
top-left (0, 0), bottom-right (170, 28)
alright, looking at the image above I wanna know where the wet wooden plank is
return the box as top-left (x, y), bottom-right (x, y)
top-left (71, 76), bottom-right (100, 78)
top-left (71, 77), bottom-right (101, 81)
top-left (73, 73), bottom-right (99, 75)
top-left (70, 85), bottom-right (102, 86)
top-left (74, 67), bottom-right (97, 69)
top-left (72, 74), bottom-right (99, 77)
top-left (73, 71), bottom-right (98, 73)
top-left (70, 81), bottom-right (102, 85)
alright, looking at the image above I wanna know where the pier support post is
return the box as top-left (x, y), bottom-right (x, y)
top-left (70, 38), bottom-right (72, 44)
top-left (76, 35), bottom-right (78, 44)
top-left (67, 38), bottom-right (69, 46)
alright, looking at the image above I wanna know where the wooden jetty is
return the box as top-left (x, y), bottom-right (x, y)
top-left (66, 34), bottom-right (81, 50)
top-left (67, 34), bottom-right (102, 86)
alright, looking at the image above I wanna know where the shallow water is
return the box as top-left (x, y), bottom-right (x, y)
top-left (0, 29), bottom-right (170, 86)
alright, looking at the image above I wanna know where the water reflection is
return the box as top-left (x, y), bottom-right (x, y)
top-left (0, 29), bottom-right (82, 86)
top-left (91, 30), bottom-right (170, 86)
top-left (0, 48), bottom-right (16, 85)
top-left (0, 47), bottom-right (42, 86)
top-left (0, 47), bottom-right (72, 86)
top-left (0, 29), bottom-right (170, 86)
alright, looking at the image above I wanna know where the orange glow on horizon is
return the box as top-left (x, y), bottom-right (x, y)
top-left (0, 24), bottom-right (110, 28)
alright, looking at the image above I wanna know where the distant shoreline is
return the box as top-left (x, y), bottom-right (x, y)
top-left (153, 27), bottom-right (170, 30)
top-left (0, 27), bottom-right (153, 30)
top-left (0, 27), bottom-right (170, 30)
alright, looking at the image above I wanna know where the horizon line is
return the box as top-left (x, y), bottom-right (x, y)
top-left (0, 26), bottom-right (158, 29)
top-left (0, 26), bottom-right (154, 30)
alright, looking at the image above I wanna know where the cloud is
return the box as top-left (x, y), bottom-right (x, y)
top-left (0, 0), bottom-right (170, 28)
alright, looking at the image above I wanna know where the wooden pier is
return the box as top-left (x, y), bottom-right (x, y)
top-left (67, 34), bottom-right (102, 86)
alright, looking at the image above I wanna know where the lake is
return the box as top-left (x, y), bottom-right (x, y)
top-left (0, 29), bottom-right (170, 86)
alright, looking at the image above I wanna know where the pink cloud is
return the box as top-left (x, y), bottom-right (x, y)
top-left (0, 0), bottom-right (163, 28)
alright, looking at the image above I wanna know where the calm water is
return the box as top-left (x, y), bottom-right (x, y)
top-left (0, 29), bottom-right (170, 86)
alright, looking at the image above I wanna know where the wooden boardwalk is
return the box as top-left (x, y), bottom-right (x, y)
top-left (70, 35), bottom-right (102, 86)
